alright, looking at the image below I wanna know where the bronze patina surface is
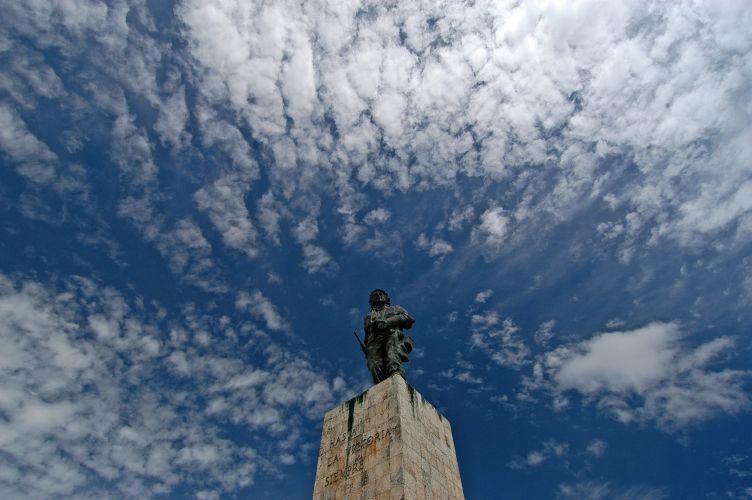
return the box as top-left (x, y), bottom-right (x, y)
top-left (361, 289), bottom-right (414, 384)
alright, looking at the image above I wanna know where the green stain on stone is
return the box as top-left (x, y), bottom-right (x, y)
top-left (346, 398), bottom-right (355, 464)
top-left (345, 389), bottom-right (368, 464)
top-left (407, 383), bottom-right (417, 418)
top-left (355, 391), bottom-right (367, 406)
top-left (347, 398), bottom-right (355, 434)
top-left (435, 406), bottom-right (444, 421)
top-left (346, 390), bottom-right (367, 435)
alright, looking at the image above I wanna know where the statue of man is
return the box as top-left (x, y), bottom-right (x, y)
top-left (363, 289), bottom-right (415, 384)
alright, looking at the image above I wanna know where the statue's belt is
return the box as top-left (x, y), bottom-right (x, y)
top-left (366, 329), bottom-right (404, 343)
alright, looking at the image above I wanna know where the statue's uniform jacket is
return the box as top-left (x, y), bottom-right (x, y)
top-left (363, 305), bottom-right (414, 384)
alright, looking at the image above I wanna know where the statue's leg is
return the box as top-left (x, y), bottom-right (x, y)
top-left (385, 332), bottom-right (405, 379)
top-left (366, 340), bottom-right (384, 383)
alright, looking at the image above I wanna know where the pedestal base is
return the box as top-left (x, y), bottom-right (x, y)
top-left (313, 374), bottom-right (464, 499)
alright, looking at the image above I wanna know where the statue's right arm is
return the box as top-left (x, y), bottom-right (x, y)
top-left (363, 315), bottom-right (371, 344)
top-left (389, 306), bottom-right (414, 329)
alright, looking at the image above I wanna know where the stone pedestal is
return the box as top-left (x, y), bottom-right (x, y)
top-left (312, 374), bottom-right (464, 499)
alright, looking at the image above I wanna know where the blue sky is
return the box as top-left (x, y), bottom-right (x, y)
top-left (1, 1), bottom-right (751, 498)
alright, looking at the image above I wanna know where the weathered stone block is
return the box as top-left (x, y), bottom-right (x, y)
top-left (313, 374), bottom-right (464, 500)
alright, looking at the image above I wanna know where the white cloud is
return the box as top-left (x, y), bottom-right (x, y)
top-left (267, 272), bottom-right (282, 284)
top-left (289, 217), bottom-right (339, 274)
top-left (557, 481), bottom-right (667, 500)
top-left (154, 81), bottom-right (190, 147)
top-left (535, 320), bottom-right (556, 346)
top-left (195, 175), bottom-right (259, 258)
top-left (0, 44), bottom-right (65, 109)
top-left (0, 102), bottom-right (58, 184)
top-left (300, 243), bottom-right (339, 275)
top-left (0, 273), bottom-right (344, 498)
top-left (1, 2), bottom-right (749, 495)
top-left (415, 233), bottom-right (454, 260)
top-left (508, 439), bottom-right (569, 469)
top-left (586, 439), bottom-right (607, 458)
top-left (8, 0), bottom-right (748, 291)
top-left (605, 318), bottom-right (625, 329)
top-left (472, 314), bottom-right (531, 369)
top-left (293, 217), bottom-right (319, 243)
top-left (363, 208), bottom-right (391, 226)
top-left (256, 191), bottom-right (283, 245)
top-left (471, 310), bottom-right (500, 328)
top-left (0, 2), bottom-right (236, 292)
top-left (195, 107), bottom-right (259, 178)
top-left (528, 322), bottom-right (750, 430)
top-left (173, 0), bottom-right (752, 261)
top-left (555, 323), bottom-right (679, 394)
top-left (557, 481), bottom-right (610, 500)
top-left (109, 94), bottom-right (225, 292)
top-left (440, 368), bottom-right (483, 386)
top-left (447, 206), bottom-right (475, 231)
top-left (471, 207), bottom-right (510, 250)
top-left (474, 289), bottom-right (494, 304)
top-left (722, 455), bottom-right (752, 482)
top-left (161, 219), bottom-right (224, 291)
top-left (235, 290), bottom-right (289, 332)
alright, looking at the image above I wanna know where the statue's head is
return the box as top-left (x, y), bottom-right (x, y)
top-left (368, 289), bottom-right (390, 309)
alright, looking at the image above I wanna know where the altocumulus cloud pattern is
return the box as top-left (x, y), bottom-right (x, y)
top-left (1, 0), bottom-right (751, 498)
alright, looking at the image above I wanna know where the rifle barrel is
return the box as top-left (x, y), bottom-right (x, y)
top-left (352, 331), bottom-right (367, 357)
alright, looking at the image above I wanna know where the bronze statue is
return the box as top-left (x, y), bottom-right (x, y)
top-left (359, 289), bottom-right (415, 384)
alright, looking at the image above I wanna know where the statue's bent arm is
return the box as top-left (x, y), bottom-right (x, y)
top-left (384, 306), bottom-right (414, 329)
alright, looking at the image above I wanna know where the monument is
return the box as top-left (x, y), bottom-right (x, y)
top-left (360, 288), bottom-right (415, 384)
top-left (312, 290), bottom-right (465, 499)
